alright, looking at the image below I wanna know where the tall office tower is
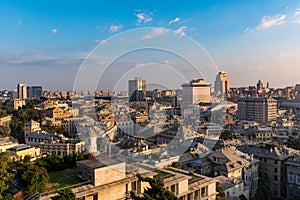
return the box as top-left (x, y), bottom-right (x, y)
top-left (182, 78), bottom-right (211, 105)
top-left (128, 77), bottom-right (146, 102)
top-left (237, 96), bottom-right (277, 124)
top-left (214, 71), bottom-right (230, 97)
top-left (257, 80), bottom-right (263, 90)
top-left (27, 86), bottom-right (43, 99)
top-left (17, 83), bottom-right (27, 99)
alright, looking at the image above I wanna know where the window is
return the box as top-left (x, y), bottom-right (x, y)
top-left (275, 160), bottom-right (278, 164)
top-left (171, 185), bottom-right (176, 193)
top-left (93, 194), bottom-right (98, 200)
top-left (264, 158), bottom-right (267, 162)
top-left (201, 186), bottom-right (208, 197)
top-left (274, 168), bottom-right (278, 173)
top-left (296, 175), bottom-right (300, 185)
top-left (289, 172), bottom-right (294, 183)
top-left (274, 175), bottom-right (278, 182)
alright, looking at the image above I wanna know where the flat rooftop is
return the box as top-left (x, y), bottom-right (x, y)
top-left (77, 158), bottom-right (122, 169)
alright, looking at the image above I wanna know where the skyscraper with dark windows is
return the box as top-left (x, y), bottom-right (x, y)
top-left (128, 77), bottom-right (146, 102)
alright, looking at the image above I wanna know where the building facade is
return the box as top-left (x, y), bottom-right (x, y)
top-left (182, 79), bottom-right (211, 105)
top-left (214, 71), bottom-right (230, 98)
top-left (128, 77), bottom-right (146, 102)
top-left (237, 96), bottom-right (277, 124)
top-left (17, 83), bottom-right (27, 99)
top-left (286, 157), bottom-right (300, 199)
top-left (238, 145), bottom-right (294, 198)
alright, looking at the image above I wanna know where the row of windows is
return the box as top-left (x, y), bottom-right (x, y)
top-left (258, 157), bottom-right (279, 164)
top-left (288, 173), bottom-right (300, 184)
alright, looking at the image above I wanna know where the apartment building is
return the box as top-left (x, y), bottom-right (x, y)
top-left (237, 96), bottom-right (277, 124)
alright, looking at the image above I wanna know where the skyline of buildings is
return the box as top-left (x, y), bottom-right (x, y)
top-left (1, 1), bottom-right (300, 199)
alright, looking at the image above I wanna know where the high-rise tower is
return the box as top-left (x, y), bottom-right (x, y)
top-left (128, 77), bottom-right (146, 102)
top-left (214, 71), bottom-right (230, 98)
top-left (17, 83), bottom-right (27, 99)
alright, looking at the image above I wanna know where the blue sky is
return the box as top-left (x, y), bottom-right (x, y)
top-left (1, 0), bottom-right (300, 90)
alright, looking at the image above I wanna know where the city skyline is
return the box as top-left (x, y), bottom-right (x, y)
top-left (1, 1), bottom-right (300, 90)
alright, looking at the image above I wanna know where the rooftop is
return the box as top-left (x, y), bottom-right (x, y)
top-left (7, 144), bottom-right (33, 152)
top-left (77, 158), bottom-right (122, 169)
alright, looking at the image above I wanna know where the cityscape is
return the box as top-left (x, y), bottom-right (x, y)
top-left (1, 1), bottom-right (300, 200)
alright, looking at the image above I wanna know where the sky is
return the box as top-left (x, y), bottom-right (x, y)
top-left (1, 0), bottom-right (300, 90)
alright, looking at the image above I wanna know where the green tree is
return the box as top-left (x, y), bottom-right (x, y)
top-left (216, 185), bottom-right (229, 200)
top-left (220, 130), bottom-right (233, 140)
top-left (17, 163), bottom-right (49, 195)
top-left (9, 103), bottom-right (44, 143)
top-left (0, 153), bottom-right (13, 199)
top-left (0, 110), bottom-right (7, 118)
top-left (131, 174), bottom-right (177, 200)
top-left (51, 188), bottom-right (78, 200)
top-left (42, 121), bottom-right (57, 133)
top-left (23, 155), bottom-right (31, 164)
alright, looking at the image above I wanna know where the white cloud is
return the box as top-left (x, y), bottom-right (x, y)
top-left (162, 59), bottom-right (175, 66)
top-left (243, 28), bottom-right (253, 33)
top-left (294, 8), bottom-right (300, 16)
top-left (142, 28), bottom-right (168, 40)
top-left (88, 55), bottom-right (108, 65)
top-left (293, 8), bottom-right (300, 24)
top-left (175, 26), bottom-right (187, 37)
top-left (135, 11), bottom-right (153, 24)
top-left (95, 39), bottom-right (106, 45)
top-left (256, 14), bottom-right (287, 30)
top-left (109, 24), bottom-right (123, 32)
top-left (168, 17), bottom-right (180, 25)
top-left (135, 63), bottom-right (144, 67)
top-left (51, 28), bottom-right (58, 35)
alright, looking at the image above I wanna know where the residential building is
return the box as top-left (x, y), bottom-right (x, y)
top-left (0, 115), bottom-right (12, 127)
top-left (0, 136), bottom-right (18, 153)
top-left (25, 130), bottom-right (85, 157)
top-left (208, 146), bottom-right (259, 199)
top-left (238, 144), bottom-right (294, 198)
top-left (24, 119), bottom-right (41, 136)
top-left (8, 99), bottom-right (26, 110)
top-left (24, 120), bottom-right (85, 157)
top-left (286, 156), bottom-right (300, 199)
top-left (237, 96), bottom-right (277, 124)
top-left (6, 144), bottom-right (40, 161)
top-left (45, 107), bottom-right (72, 119)
top-left (182, 79), bottom-right (211, 105)
top-left (255, 127), bottom-right (274, 141)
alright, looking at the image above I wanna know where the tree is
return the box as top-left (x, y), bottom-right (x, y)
top-left (17, 163), bottom-right (49, 195)
top-left (23, 155), bottom-right (32, 164)
top-left (51, 188), bottom-right (78, 200)
top-left (9, 103), bottom-right (44, 143)
top-left (131, 174), bottom-right (177, 200)
top-left (220, 130), bottom-right (233, 140)
top-left (216, 185), bottom-right (229, 200)
top-left (42, 121), bottom-right (57, 133)
top-left (0, 153), bottom-right (13, 199)
top-left (255, 174), bottom-right (272, 200)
